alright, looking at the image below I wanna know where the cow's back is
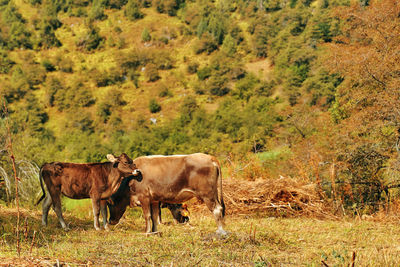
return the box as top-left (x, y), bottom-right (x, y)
top-left (42, 162), bottom-right (110, 199)
top-left (132, 153), bottom-right (218, 203)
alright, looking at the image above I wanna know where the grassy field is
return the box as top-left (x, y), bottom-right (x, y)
top-left (1, 203), bottom-right (400, 266)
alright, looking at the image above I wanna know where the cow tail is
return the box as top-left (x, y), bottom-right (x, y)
top-left (35, 165), bottom-right (46, 206)
top-left (216, 161), bottom-right (225, 218)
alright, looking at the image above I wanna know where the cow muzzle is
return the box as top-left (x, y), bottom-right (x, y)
top-left (132, 169), bottom-right (143, 182)
top-left (108, 219), bottom-right (119, 225)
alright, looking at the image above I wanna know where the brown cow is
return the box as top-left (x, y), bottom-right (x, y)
top-left (36, 153), bottom-right (142, 230)
top-left (108, 153), bottom-right (227, 235)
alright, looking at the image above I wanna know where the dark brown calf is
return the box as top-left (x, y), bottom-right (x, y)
top-left (37, 153), bottom-right (141, 230)
top-left (108, 153), bottom-right (226, 235)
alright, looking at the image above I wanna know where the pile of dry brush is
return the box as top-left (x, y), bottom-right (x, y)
top-left (192, 176), bottom-right (336, 219)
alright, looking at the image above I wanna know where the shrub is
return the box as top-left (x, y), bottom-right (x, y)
top-left (141, 28), bottom-right (151, 42)
top-left (159, 85), bottom-right (173, 97)
top-left (107, 0), bottom-right (128, 9)
top-left (145, 63), bottom-right (160, 82)
top-left (41, 59), bottom-right (56, 72)
top-left (193, 33), bottom-right (218, 54)
top-left (76, 25), bottom-right (104, 51)
top-left (89, 0), bottom-right (107, 21)
top-left (197, 66), bottom-right (211, 80)
top-left (44, 76), bottom-right (64, 107)
top-left (187, 62), bottom-right (199, 74)
top-left (149, 98), bottom-right (161, 113)
top-left (0, 51), bottom-right (15, 74)
top-left (124, 0), bottom-right (143, 20)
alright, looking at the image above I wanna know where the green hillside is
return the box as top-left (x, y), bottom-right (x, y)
top-left (2, 0), bottom-right (400, 212)
top-left (0, 0), bottom-right (343, 158)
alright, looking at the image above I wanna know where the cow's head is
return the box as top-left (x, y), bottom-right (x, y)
top-left (107, 153), bottom-right (142, 182)
top-left (107, 198), bottom-right (128, 225)
top-left (162, 203), bottom-right (190, 224)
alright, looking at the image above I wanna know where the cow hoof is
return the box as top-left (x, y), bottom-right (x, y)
top-left (216, 229), bottom-right (228, 236)
top-left (144, 231), bottom-right (162, 237)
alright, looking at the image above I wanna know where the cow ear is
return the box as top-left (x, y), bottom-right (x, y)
top-left (107, 154), bottom-right (118, 163)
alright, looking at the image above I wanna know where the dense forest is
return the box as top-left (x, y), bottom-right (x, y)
top-left (1, 0), bottom-right (399, 214)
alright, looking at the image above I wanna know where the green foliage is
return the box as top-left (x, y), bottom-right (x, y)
top-left (158, 85), bottom-right (173, 97)
top-left (149, 98), bottom-right (161, 113)
top-left (178, 95), bottom-right (198, 125)
top-left (145, 63), bottom-right (160, 82)
top-left (0, 0), bottom-right (385, 211)
top-left (76, 25), bottom-right (104, 51)
top-left (154, 0), bottom-right (184, 16)
top-left (44, 76), bottom-right (64, 107)
top-left (0, 50), bottom-right (14, 73)
top-left (54, 53), bottom-right (74, 73)
top-left (233, 73), bottom-right (259, 101)
top-left (193, 32), bottom-right (218, 54)
top-left (141, 27), bottom-right (151, 42)
top-left (89, 0), bottom-right (107, 21)
top-left (91, 67), bottom-right (124, 87)
top-left (41, 59), bottom-right (56, 72)
top-left (221, 34), bottom-right (236, 56)
top-left (186, 61), bottom-right (199, 74)
top-left (124, 0), bottom-right (143, 20)
top-left (196, 66), bottom-right (211, 80)
top-left (106, 0), bottom-right (128, 9)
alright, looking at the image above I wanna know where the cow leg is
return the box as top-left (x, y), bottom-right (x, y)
top-left (100, 200), bottom-right (108, 230)
top-left (91, 197), bottom-right (101, 231)
top-left (140, 199), bottom-right (152, 233)
top-left (151, 202), bottom-right (160, 232)
top-left (204, 198), bottom-right (227, 236)
top-left (157, 202), bottom-right (162, 225)
top-left (41, 194), bottom-right (52, 226)
top-left (47, 187), bottom-right (69, 230)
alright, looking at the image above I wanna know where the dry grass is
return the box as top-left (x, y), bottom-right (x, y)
top-left (2, 204), bottom-right (400, 266)
top-left (220, 176), bottom-right (334, 219)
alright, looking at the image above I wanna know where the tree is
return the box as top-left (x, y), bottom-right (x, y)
top-left (326, 0), bottom-right (400, 210)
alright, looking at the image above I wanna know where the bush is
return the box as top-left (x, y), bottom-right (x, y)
top-left (91, 68), bottom-right (124, 87)
top-left (76, 25), bottom-right (104, 51)
top-left (54, 53), bottom-right (74, 72)
top-left (145, 63), bottom-right (160, 82)
top-left (107, 0), bottom-right (128, 9)
top-left (89, 0), bottom-right (107, 21)
top-left (149, 98), bottom-right (161, 113)
top-left (159, 85), bottom-right (173, 97)
top-left (44, 76), bottom-right (64, 107)
top-left (193, 33), bottom-right (218, 54)
top-left (0, 51), bottom-right (15, 74)
top-left (197, 66), bottom-right (211, 80)
top-left (187, 62), bottom-right (199, 74)
top-left (141, 28), bottom-right (151, 42)
top-left (41, 59), bottom-right (56, 72)
top-left (124, 0), bottom-right (143, 20)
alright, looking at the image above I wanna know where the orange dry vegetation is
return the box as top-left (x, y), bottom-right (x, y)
top-left (191, 176), bottom-right (336, 219)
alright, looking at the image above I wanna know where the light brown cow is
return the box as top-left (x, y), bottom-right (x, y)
top-left (36, 153), bottom-right (142, 230)
top-left (108, 153), bottom-right (227, 235)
